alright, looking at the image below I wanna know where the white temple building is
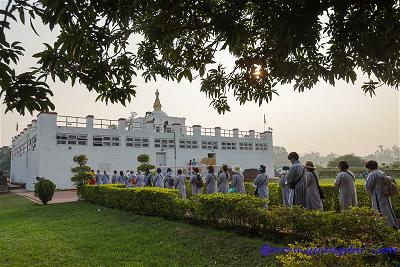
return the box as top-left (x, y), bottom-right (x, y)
top-left (10, 90), bottom-right (273, 190)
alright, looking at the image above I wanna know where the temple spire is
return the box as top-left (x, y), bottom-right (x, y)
top-left (153, 89), bottom-right (162, 111)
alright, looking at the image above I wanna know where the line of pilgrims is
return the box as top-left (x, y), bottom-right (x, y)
top-left (92, 151), bottom-right (399, 230)
top-left (92, 164), bottom-right (267, 202)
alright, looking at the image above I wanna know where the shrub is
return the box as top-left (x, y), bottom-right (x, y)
top-left (34, 178), bottom-right (56, 205)
top-left (71, 154), bottom-right (94, 187)
top-left (78, 185), bottom-right (185, 219)
top-left (184, 179), bottom-right (400, 216)
top-left (137, 154), bottom-right (155, 173)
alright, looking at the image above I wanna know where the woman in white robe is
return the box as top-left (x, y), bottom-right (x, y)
top-left (189, 167), bottom-right (202, 195)
top-left (285, 152), bottom-right (307, 207)
top-left (253, 165), bottom-right (269, 201)
top-left (135, 172), bottom-right (145, 187)
top-left (174, 169), bottom-right (187, 199)
top-left (111, 170), bottom-right (119, 184)
top-left (304, 161), bottom-right (323, 211)
top-left (365, 160), bottom-right (399, 229)
top-left (334, 161), bottom-right (357, 210)
top-left (278, 165), bottom-right (291, 206)
top-left (163, 168), bottom-right (175, 189)
top-left (231, 165), bottom-right (246, 194)
top-left (153, 168), bottom-right (164, 188)
top-left (205, 166), bottom-right (218, 194)
top-left (217, 165), bottom-right (230, 193)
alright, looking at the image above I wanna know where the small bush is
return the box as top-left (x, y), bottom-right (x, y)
top-left (71, 154), bottom-right (93, 187)
top-left (34, 178), bottom-right (56, 205)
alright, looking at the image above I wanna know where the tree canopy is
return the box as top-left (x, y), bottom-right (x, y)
top-left (0, 146), bottom-right (11, 171)
top-left (1, 0), bottom-right (399, 115)
top-left (327, 154), bottom-right (366, 168)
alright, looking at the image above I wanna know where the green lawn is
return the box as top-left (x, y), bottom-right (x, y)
top-left (0, 194), bottom-right (277, 267)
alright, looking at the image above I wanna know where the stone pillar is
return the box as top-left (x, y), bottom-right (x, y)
top-left (37, 112), bottom-right (58, 130)
top-left (118, 118), bottom-right (126, 130)
top-left (86, 115), bottom-right (94, 129)
top-left (193, 125), bottom-right (201, 136)
top-left (172, 123), bottom-right (181, 134)
top-left (249, 130), bottom-right (255, 139)
top-left (147, 121), bottom-right (154, 132)
top-left (233, 128), bottom-right (239, 138)
top-left (214, 127), bottom-right (221, 137)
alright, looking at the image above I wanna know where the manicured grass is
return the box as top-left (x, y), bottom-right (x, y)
top-left (0, 194), bottom-right (278, 267)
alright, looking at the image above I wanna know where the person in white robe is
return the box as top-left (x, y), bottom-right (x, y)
top-left (164, 168), bottom-right (175, 189)
top-left (253, 165), bottom-right (269, 206)
top-left (334, 161), bottom-right (357, 210)
top-left (95, 170), bottom-right (102, 185)
top-left (111, 170), bottom-right (119, 184)
top-left (118, 171), bottom-right (125, 184)
top-left (304, 161), bottom-right (323, 211)
top-left (231, 165), bottom-right (246, 194)
top-left (153, 168), bottom-right (164, 188)
top-left (189, 167), bottom-right (202, 195)
top-left (101, 170), bottom-right (110, 184)
top-left (278, 165), bottom-right (291, 206)
top-left (135, 171), bottom-right (145, 187)
top-left (174, 169), bottom-right (187, 199)
top-left (285, 152), bottom-right (307, 207)
top-left (217, 165), bottom-right (230, 193)
top-left (365, 160), bottom-right (399, 229)
top-left (129, 171), bottom-right (137, 187)
top-left (205, 166), bottom-right (218, 194)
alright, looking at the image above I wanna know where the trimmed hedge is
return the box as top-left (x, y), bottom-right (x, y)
top-left (78, 184), bottom-right (186, 219)
top-left (185, 181), bottom-right (400, 216)
top-left (316, 168), bottom-right (400, 179)
top-left (78, 185), bottom-right (395, 242)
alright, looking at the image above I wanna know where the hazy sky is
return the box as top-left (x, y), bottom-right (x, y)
top-left (1, 13), bottom-right (399, 156)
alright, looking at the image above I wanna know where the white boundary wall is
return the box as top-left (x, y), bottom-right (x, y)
top-left (11, 112), bottom-right (273, 190)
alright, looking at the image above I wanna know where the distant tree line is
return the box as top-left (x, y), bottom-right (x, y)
top-left (273, 145), bottom-right (400, 169)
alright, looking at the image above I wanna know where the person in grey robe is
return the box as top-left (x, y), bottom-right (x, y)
top-left (205, 166), bottom-right (218, 194)
top-left (304, 161), bottom-right (323, 210)
top-left (111, 170), bottom-right (119, 184)
top-left (278, 165), bottom-right (291, 206)
top-left (144, 169), bottom-right (153, 187)
top-left (334, 161), bottom-right (357, 210)
top-left (123, 171), bottom-right (133, 188)
top-left (153, 168), bottom-right (164, 188)
top-left (189, 167), bottom-right (202, 195)
top-left (253, 165), bottom-right (269, 206)
top-left (135, 171), bottom-right (145, 187)
top-left (101, 170), bottom-right (110, 184)
top-left (95, 170), bottom-right (102, 185)
top-left (285, 152), bottom-right (307, 207)
top-left (163, 168), bottom-right (175, 189)
top-left (174, 169), bottom-right (187, 199)
top-left (365, 160), bottom-right (399, 229)
top-left (231, 165), bottom-right (246, 194)
top-left (118, 171), bottom-right (125, 184)
top-left (217, 165), bottom-right (230, 193)
top-left (129, 171), bottom-right (137, 186)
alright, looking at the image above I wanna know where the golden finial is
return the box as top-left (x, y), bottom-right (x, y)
top-left (153, 89), bottom-right (162, 111)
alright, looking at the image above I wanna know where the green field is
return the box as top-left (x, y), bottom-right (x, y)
top-left (0, 194), bottom-right (278, 267)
